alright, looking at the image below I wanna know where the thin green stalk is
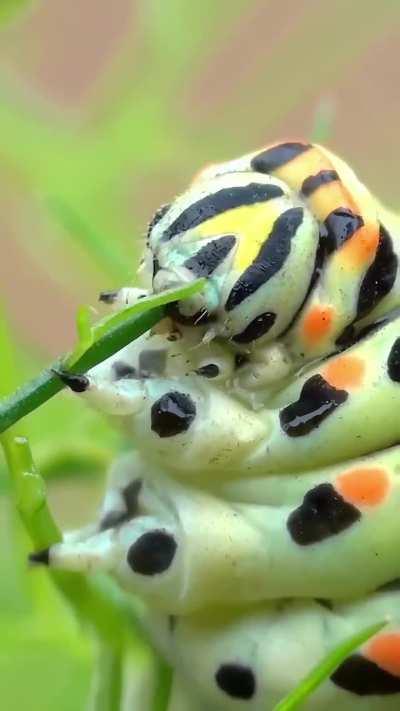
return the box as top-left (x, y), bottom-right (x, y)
top-left (0, 308), bottom-right (161, 435)
top-left (272, 619), bottom-right (387, 711)
top-left (0, 308), bottom-right (35, 603)
top-left (0, 280), bottom-right (206, 708)
top-left (310, 97), bottom-right (336, 143)
top-left (0, 432), bottom-right (144, 711)
top-left (88, 641), bottom-right (124, 711)
top-left (2, 434), bottom-right (61, 548)
top-left (152, 656), bottom-right (173, 711)
top-left (0, 433), bottom-right (142, 643)
top-left (47, 197), bottom-right (130, 282)
top-left (0, 279), bottom-right (205, 434)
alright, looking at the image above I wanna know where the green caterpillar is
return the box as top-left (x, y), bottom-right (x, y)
top-left (32, 141), bottom-right (400, 709)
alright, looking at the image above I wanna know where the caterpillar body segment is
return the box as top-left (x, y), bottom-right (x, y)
top-left (40, 141), bottom-right (400, 710)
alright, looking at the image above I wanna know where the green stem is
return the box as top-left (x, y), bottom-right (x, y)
top-left (0, 433), bottom-right (134, 710)
top-left (152, 657), bottom-right (173, 711)
top-left (0, 434), bottom-right (142, 644)
top-left (2, 434), bottom-right (62, 548)
top-left (88, 641), bottom-right (123, 711)
top-left (0, 279), bottom-right (205, 434)
top-left (0, 280), bottom-right (205, 709)
top-left (48, 197), bottom-right (130, 282)
top-left (0, 308), bottom-right (161, 435)
top-left (272, 619), bottom-right (387, 711)
top-left (310, 97), bottom-right (336, 143)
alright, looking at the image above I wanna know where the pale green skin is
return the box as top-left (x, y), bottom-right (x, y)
top-left (149, 591), bottom-right (400, 711)
top-left (50, 318), bottom-right (400, 709)
top-left (47, 158), bottom-right (400, 709)
top-left (57, 438), bottom-right (400, 610)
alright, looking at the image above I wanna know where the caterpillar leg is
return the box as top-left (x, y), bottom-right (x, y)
top-left (147, 591), bottom-right (400, 711)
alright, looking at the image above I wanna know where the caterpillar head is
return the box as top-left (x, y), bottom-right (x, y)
top-left (147, 166), bottom-right (319, 346)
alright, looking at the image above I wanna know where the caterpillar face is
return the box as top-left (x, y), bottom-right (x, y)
top-left (148, 169), bottom-right (319, 345)
top-left (148, 142), bottom-right (398, 373)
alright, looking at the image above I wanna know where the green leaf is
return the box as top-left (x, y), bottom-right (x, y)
top-left (272, 619), bottom-right (387, 711)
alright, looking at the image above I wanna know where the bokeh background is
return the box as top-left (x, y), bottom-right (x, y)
top-left (1, 1), bottom-right (400, 709)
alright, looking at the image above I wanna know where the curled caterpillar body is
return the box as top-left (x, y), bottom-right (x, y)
top-left (38, 141), bottom-right (400, 709)
top-left (32, 447), bottom-right (400, 611)
top-left (147, 590), bottom-right (400, 711)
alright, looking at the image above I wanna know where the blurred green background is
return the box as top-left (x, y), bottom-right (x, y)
top-left (1, 1), bottom-right (400, 708)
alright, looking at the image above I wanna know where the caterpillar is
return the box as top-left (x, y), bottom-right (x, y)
top-left (31, 141), bottom-right (400, 710)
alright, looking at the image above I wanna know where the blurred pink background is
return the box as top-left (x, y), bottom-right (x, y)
top-left (0, 0), bottom-right (399, 357)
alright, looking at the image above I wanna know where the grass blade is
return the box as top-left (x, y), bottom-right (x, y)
top-left (273, 619), bottom-right (387, 711)
top-left (48, 197), bottom-right (130, 282)
top-left (88, 641), bottom-right (123, 711)
top-left (0, 279), bottom-right (205, 434)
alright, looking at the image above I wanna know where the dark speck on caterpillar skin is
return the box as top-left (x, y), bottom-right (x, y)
top-left (99, 290), bottom-right (119, 304)
top-left (113, 361), bottom-right (137, 379)
top-left (168, 615), bottom-right (177, 632)
top-left (53, 369), bottom-right (89, 393)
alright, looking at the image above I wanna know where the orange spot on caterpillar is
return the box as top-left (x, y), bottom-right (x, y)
top-left (339, 224), bottom-right (380, 268)
top-left (323, 355), bottom-right (365, 390)
top-left (302, 305), bottom-right (334, 345)
top-left (365, 632), bottom-right (400, 677)
top-left (336, 467), bottom-right (390, 507)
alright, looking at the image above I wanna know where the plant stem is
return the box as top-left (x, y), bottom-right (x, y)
top-left (0, 279), bottom-right (204, 708)
top-left (0, 279), bottom-right (205, 434)
top-left (48, 197), bottom-right (130, 282)
top-left (0, 433), bottom-right (142, 643)
top-left (0, 432), bottom-right (146, 711)
top-left (88, 641), bottom-right (123, 711)
top-left (0, 308), bottom-right (161, 435)
top-left (152, 656), bottom-right (173, 711)
top-left (272, 619), bottom-right (387, 711)
top-left (2, 434), bottom-right (62, 547)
